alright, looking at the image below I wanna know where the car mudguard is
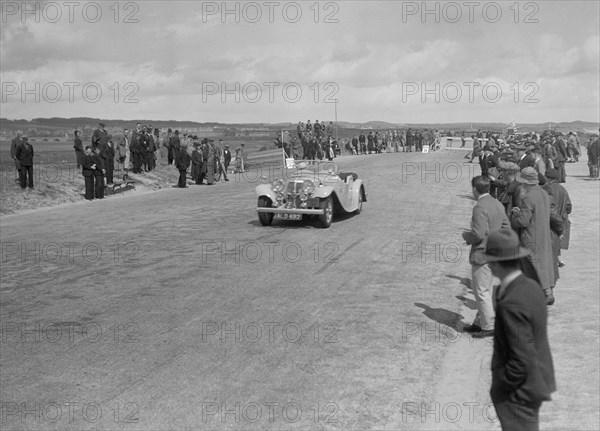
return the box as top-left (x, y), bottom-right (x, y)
top-left (311, 185), bottom-right (334, 199)
top-left (255, 184), bottom-right (277, 202)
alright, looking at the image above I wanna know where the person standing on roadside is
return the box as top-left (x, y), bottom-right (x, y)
top-left (10, 130), bottom-right (23, 173)
top-left (91, 122), bottom-right (109, 151)
top-left (15, 137), bottom-right (34, 190)
top-left (175, 142), bottom-right (191, 188)
top-left (483, 228), bottom-right (556, 431)
top-left (510, 167), bottom-right (555, 304)
top-left (92, 147), bottom-right (106, 199)
top-left (73, 130), bottom-right (84, 169)
top-left (462, 176), bottom-right (511, 338)
top-left (81, 146), bottom-right (96, 200)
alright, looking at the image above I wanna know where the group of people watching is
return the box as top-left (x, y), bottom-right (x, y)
top-left (284, 122), bottom-right (447, 161)
top-left (346, 129), bottom-right (442, 155)
top-left (70, 122), bottom-right (247, 199)
top-left (466, 129), bottom-right (595, 310)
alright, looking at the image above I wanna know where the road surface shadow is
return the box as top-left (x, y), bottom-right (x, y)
top-left (414, 302), bottom-right (463, 332)
top-left (456, 295), bottom-right (477, 311)
top-left (446, 274), bottom-right (472, 290)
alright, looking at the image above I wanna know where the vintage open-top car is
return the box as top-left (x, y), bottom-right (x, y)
top-left (255, 161), bottom-right (366, 228)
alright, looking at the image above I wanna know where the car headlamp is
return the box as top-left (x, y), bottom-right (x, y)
top-left (272, 179), bottom-right (285, 193)
top-left (301, 180), bottom-right (315, 194)
top-left (300, 193), bottom-right (308, 201)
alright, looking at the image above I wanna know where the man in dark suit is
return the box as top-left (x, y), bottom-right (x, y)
top-left (129, 128), bottom-right (143, 174)
top-left (92, 148), bottom-right (106, 198)
top-left (10, 130), bottom-right (24, 171)
top-left (462, 176), bottom-right (510, 337)
top-left (99, 136), bottom-right (115, 184)
top-left (223, 144), bottom-right (232, 172)
top-left (15, 137), bottom-right (34, 189)
top-left (515, 144), bottom-right (531, 170)
top-left (81, 146), bottom-right (96, 200)
top-left (91, 122), bottom-right (109, 151)
top-left (73, 130), bottom-right (84, 169)
top-left (170, 130), bottom-right (181, 165)
top-left (483, 228), bottom-right (556, 431)
top-left (175, 142), bottom-right (191, 188)
top-left (553, 133), bottom-right (568, 183)
top-left (587, 133), bottom-right (599, 179)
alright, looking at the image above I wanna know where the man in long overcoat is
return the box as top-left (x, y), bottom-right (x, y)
top-left (510, 167), bottom-right (555, 304)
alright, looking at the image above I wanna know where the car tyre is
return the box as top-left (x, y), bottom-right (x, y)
top-left (258, 196), bottom-right (274, 226)
top-left (318, 196), bottom-right (333, 228)
top-left (355, 187), bottom-right (364, 214)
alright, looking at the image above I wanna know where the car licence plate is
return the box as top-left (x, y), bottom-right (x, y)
top-left (274, 213), bottom-right (302, 221)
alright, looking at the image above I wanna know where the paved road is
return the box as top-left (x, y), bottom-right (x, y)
top-left (2, 150), bottom-right (597, 430)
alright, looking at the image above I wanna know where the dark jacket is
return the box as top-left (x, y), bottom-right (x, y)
top-left (82, 154), bottom-right (96, 177)
top-left (91, 128), bottom-right (109, 149)
top-left (491, 274), bottom-right (556, 404)
top-left (100, 141), bottom-right (115, 161)
top-left (92, 154), bottom-right (105, 176)
top-left (15, 142), bottom-right (34, 166)
top-left (74, 137), bottom-right (84, 152)
top-left (223, 149), bottom-right (232, 166)
top-left (10, 137), bottom-right (22, 158)
top-left (176, 149), bottom-right (191, 171)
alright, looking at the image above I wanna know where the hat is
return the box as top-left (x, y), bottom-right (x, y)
top-left (500, 162), bottom-right (520, 173)
top-left (99, 122), bottom-right (106, 127)
top-left (174, 130), bottom-right (179, 135)
top-left (519, 167), bottom-right (539, 185)
top-left (483, 229), bottom-right (531, 262)
top-left (545, 168), bottom-right (559, 179)
top-left (514, 144), bottom-right (527, 151)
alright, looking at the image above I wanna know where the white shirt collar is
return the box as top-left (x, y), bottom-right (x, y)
top-left (498, 269), bottom-right (522, 297)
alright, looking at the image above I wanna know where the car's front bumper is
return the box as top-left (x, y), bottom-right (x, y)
top-left (256, 207), bottom-right (324, 215)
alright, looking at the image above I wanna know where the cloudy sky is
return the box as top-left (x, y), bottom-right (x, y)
top-left (1, 0), bottom-right (599, 124)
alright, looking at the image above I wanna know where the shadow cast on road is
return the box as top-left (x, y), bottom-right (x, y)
top-left (414, 302), bottom-right (464, 333)
top-left (446, 274), bottom-right (472, 290)
top-left (455, 295), bottom-right (477, 311)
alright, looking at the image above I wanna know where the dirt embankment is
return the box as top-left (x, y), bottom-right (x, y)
top-left (0, 163), bottom-right (180, 216)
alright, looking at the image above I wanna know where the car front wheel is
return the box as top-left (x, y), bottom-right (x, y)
top-left (355, 187), bottom-right (364, 214)
top-left (318, 196), bottom-right (333, 228)
top-left (258, 197), bottom-right (274, 226)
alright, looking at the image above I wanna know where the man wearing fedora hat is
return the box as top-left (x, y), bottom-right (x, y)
top-left (483, 228), bottom-right (556, 431)
top-left (462, 176), bottom-right (511, 337)
top-left (510, 167), bottom-right (555, 304)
